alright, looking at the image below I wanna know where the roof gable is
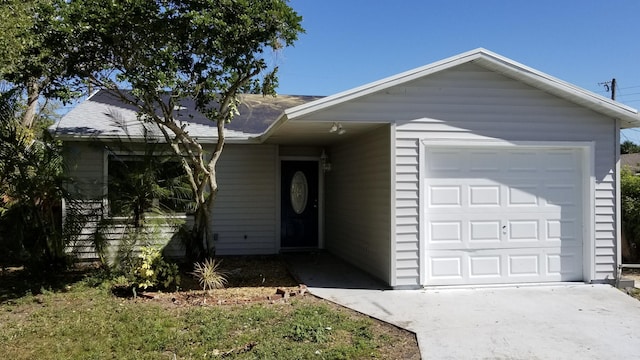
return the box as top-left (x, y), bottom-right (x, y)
top-left (282, 48), bottom-right (640, 128)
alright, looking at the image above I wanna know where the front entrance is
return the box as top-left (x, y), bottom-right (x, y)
top-left (281, 160), bottom-right (319, 248)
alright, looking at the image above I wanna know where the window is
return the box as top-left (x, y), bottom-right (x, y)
top-left (107, 153), bottom-right (193, 218)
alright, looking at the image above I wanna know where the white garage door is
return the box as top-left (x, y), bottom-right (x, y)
top-left (424, 146), bottom-right (583, 286)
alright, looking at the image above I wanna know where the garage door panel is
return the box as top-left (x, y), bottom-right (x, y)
top-left (427, 248), bottom-right (582, 285)
top-left (546, 219), bottom-right (578, 241)
top-left (506, 151), bottom-right (539, 173)
top-left (469, 221), bottom-right (501, 242)
top-left (507, 220), bottom-right (539, 241)
top-left (469, 256), bottom-right (502, 278)
top-left (544, 150), bottom-right (581, 173)
top-left (429, 185), bottom-right (461, 207)
top-left (546, 252), bottom-right (582, 278)
top-left (469, 185), bottom-right (501, 206)
top-left (508, 185), bottom-right (540, 206)
top-left (428, 150), bottom-right (465, 173)
top-left (430, 255), bottom-right (463, 279)
top-left (544, 184), bottom-right (580, 206)
top-left (428, 219), bottom-right (577, 249)
top-left (469, 151), bottom-right (501, 173)
top-left (429, 221), bottom-right (462, 243)
top-left (424, 146), bottom-right (584, 286)
top-left (508, 254), bottom-right (540, 276)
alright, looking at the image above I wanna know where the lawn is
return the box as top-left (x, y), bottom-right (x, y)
top-left (0, 258), bottom-right (419, 359)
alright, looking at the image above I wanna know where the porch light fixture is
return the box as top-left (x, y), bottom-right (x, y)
top-left (320, 149), bottom-right (332, 172)
top-left (329, 122), bottom-right (346, 135)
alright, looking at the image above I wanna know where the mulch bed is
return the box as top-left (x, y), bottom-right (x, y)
top-left (120, 255), bottom-right (307, 306)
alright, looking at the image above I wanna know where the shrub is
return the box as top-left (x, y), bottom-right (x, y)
top-left (621, 168), bottom-right (640, 261)
top-left (135, 245), bottom-right (180, 291)
top-left (191, 258), bottom-right (227, 292)
top-left (0, 93), bottom-right (77, 269)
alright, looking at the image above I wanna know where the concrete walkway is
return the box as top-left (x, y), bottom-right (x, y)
top-left (286, 252), bottom-right (640, 359)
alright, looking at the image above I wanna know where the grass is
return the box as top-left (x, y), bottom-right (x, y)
top-left (0, 266), bottom-right (419, 359)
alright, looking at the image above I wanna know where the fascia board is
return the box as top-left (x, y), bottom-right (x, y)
top-left (476, 52), bottom-right (639, 123)
top-left (256, 113), bottom-right (288, 143)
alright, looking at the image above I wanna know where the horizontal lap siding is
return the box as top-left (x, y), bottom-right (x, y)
top-left (70, 216), bottom-right (191, 260)
top-left (403, 64), bottom-right (615, 284)
top-left (317, 63), bottom-right (617, 286)
top-left (395, 139), bottom-right (422, 286)
top-left (211, 144), bottom-right (278, 255)
top-left (63, 142), bottom-right (278, 259)
top-left (325, 126), bottom-right (392, 283)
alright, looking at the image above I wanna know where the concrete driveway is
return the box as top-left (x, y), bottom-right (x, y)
top-left (286, 253), bottom-right (640, 359)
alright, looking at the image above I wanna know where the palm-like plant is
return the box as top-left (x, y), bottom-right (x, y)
top-left (191, 258), bottom-right (228, 293)
top-left (0, 90), bottom-right (72, 268)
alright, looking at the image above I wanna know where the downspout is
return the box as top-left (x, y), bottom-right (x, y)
top-left (615, 118), bottom-right (622, 287)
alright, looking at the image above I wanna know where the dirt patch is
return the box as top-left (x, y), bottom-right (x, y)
top-left (622, 269), bottom-right (640, 285)
top-left (126, 255), bottom-right (305, 306)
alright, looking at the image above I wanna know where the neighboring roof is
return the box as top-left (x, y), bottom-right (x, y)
top-left (52, 90), bottom-right (321, 143)
top-left (276, 48), bottom-right (640, 130)
top-left (622, 153), bottom-right (640, 172)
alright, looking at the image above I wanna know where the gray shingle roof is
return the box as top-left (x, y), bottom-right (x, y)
top-left (51, 90), bottom-right (322, 142)
top-left (621, 153), bottom-right (640, 173)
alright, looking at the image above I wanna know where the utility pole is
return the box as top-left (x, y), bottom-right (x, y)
top-left (611, 78), bottom-right (616, 100)
top-left (599, 78), bottom-right (616, 100)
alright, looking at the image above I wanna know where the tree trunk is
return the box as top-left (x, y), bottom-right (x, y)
top-left (187, 204), bottom-right (208, 263)
top-left (22, 80), bottom-right (39, 128)
top-left (186, 179), bottom-right (219, 263)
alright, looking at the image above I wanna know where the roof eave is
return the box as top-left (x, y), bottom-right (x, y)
top-left (472, 53), bottom-right (640, 127)
top-left (53, 133), bottom-right (260, 144)
top-left (256, 112), bottom-right (289, 143)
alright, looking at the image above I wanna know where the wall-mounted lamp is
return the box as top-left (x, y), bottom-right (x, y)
top-left (320, 149), bottom-right (332, 172)
top-left (329, 122), bottom-right (346, 135)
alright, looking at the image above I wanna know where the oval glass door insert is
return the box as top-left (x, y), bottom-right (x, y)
top-left (290, 171), bottom-right (308, 214)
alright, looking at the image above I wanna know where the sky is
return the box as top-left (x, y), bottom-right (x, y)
top-left (273, 0), bottom-right (640, 143)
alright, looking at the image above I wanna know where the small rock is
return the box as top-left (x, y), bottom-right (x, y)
top-left (298, 285), bottom-right (308, 295)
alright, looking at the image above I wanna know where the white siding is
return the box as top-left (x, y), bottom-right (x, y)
top-left (212, 144), bottom-right (278, 255)
top-left (63, 142), bottom-right (279, 259)
top-left (302, 63), bottom-right (617, 287)
top-left (393, 64), bottom-right (615, 285)
top-left (325, 125), bottom-right (392, 283)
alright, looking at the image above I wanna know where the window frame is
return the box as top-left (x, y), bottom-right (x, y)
top-left (103, 149), bottom-right (194, 219)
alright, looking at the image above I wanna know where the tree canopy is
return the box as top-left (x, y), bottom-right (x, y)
top-left (621, 140), bottom-right (640, 154)
top-left (1, 0), bottom-right (304, 260)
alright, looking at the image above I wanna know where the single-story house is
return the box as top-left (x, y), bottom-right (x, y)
top-left (52, 48), bottom-right (640, 288)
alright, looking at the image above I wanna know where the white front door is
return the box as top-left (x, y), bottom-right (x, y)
top-left (424, 146), bottom-right (583, 285)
